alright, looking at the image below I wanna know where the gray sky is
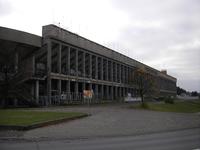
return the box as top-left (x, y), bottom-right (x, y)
top-left (0, 0), bottom-right (200, 92)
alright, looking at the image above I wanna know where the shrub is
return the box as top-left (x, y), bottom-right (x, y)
top-left (157, 97), bottom-right (165, 101)
top-left (141, 102), bottom-right (149, 109)
top-left (164, 98), bottom-right (174, 104)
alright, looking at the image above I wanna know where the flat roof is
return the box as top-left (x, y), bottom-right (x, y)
top-left (0, 26), bottom-right (41, 47)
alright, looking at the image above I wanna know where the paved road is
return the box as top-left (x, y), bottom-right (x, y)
top-left (1, 128), bottom-right (200, 150)
top-left (0, 104), bottom-right (200, 140)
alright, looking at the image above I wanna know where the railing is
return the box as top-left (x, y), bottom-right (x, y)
top-left (38, 92), bottom-right (105, 106)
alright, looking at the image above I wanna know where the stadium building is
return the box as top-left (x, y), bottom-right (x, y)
top-left (0, 25), bottom-right (177, 106)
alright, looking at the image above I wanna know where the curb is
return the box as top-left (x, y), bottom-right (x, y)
top-left (0, 114), bottom-right (89, 131)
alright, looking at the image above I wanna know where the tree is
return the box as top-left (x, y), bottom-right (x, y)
top-left (134, 67), bottom-right (156, 104)
top-left (177, 86), bottom-right (186, 95)
top-left (191, 91), bottom-right (198, 97)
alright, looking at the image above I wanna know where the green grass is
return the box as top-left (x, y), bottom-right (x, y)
top-left (0, 110), bottom-right (86, 126)
top-left (130, 100), bottom-right (200, 113)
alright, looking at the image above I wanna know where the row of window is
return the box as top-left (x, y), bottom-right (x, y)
top-left (50, 41), bottom-right (135, 84)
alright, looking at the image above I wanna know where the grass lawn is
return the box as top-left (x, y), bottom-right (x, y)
top-left (0, 110), bottom-right (86, 126)
top-left (130, 100), bottom-right (200, 113)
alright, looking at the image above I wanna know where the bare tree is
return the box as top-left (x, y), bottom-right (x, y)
top-left (134, 67), bottom-right (156, 104)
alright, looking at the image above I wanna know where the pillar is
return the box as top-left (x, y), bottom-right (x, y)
top-left (111, 61), bottom-right (113, 82)
top-left (67, 47), bottom-right (70, 75)
top-left (75, 81), bottom-right (78, 100)
top-left (83, 52), bottom-right (85, 77)
top-left (106, 85), bottom-right (109, 100)
top-left (66, 80), bottom-right (70, 101)
top-left (95, 56), bottom-right (98, 79)
top-left (101, 57), bottom-right (103, 80)
top-left (76, 49), bottom-right (78, 76)
top-left (89, 83), bottom-right (92, 90)
top-left (111, 86), bottom-right (113, 101)
top-left (58, 79), bottom-right (61, 103)
top-left (115, 63), bottom-right (118, 82)
top-left (95, 84), bottom-right (98, 100)
top-left (123, 66), bottom-right (125, 84)
top-left (115, 86), bottom-right (118, 99)
top-left (89, 54), bottom-right (92, 78)
top-left (122, 87), bottom-right (126, 97)
top-left (32, 55), bottom-right (35, 75)
top-left (119, 64), bottom-right (121, 83)
top-left (47, 39), bottom-right (52, 105)
top-left (106, 59), bottom-right (108, 81)
top-left (101, 84), bottom-right (104, 99)
top-left (31, 83), bottom-right (34, 100)
top-left (35, 80), bottom-right (39, 104)
top-left (58, 44), bottom-right (61, 74)
top-left (14, 50), bottom-right (18, 73)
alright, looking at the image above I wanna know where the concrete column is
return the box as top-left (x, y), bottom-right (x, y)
top-left (83, 82), bottom-right (86, 91)
top-left (66, 80), bottom-right (70, 93)
top-left (122, 65), bottom-right (125, 84)
top-left (58, 79), bottom-right (61, 103)
top-left (126, 67), bottom-right (128, 84)
top-left (47, 39), bottom-right (52, 105)
top-left (127, 68), bottom-right (130, 84)
top-left (89, 54), bottom-right (92, 78)
top-left (119, 64), bottom-right (121, 83)
top-left (32, 55), bottom-right (35, 75)
top-left (35, 80), bottom-right (39, 104)
top-left (67, 47), bottom-right (70, 75)
top-left (115, 63), bottom-right (118, 82)
top-left (107, 85), bottom-right (109, 100)
top-left (95, 84), bottom-right (98, 100)
top-left (101, 84), bottom-right (104, 99)
top-left (115, 86), bottom-right (118, 99)
top-left (124, 66), bottom-right (126, 83)
top-left (131, 88), bottom-right (134, 97)
top-left (14, 50), bottom-right (18, 73)
top-left (76, 49), bottom-right (78, 76)
top-left (95, 56), bottom-right (98, 79)
top-left (31, 83), bottom-right (34, 100)
top-left (75, 81), bottom-right (78, 100)
top-left (89, 83), bottom-right (92, 90)
top-left (14, 98), bottom-right (18, 107)
top-left (83, 52), bottom-right (85, 77)
top-left (58, 44), bottom-right (62, 74)
top-left (106, 59), bottom-right (108, 81)
top-left (101, 57), bottom-right (103, 80)
top-left (111, 86), bottom-right (113, 101)
top-left (122, 87), bottom-right (126, 97)
top-left (111, 61), bottom-right (113, 82)
top-left (66, 80), bottom-right (70, 102)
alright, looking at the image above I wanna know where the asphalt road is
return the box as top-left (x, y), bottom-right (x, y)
top-left (1, 128), bottom-right (200, 150)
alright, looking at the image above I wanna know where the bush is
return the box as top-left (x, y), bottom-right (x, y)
top-left (141, 102), bottom-right (149, 109)
top-left (164, 98), bottom-right (174, 104)
top-left (156, 97), bottom-right (165, 101)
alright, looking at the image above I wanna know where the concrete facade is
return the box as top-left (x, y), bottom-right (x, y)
top-left (0, 25), bottom-right (177, 106)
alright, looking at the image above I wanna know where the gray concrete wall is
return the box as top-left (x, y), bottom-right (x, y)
top-left (42, 24), bottom-right (176, 83)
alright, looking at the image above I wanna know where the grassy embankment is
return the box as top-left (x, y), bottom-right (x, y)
top-left (130, 100), bottom-right (200, 113)
top-left (0, 110), bottom-right (86, 126)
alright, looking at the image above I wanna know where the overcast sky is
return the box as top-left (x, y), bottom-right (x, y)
top-left (0, 0), bottom-right (200, 92)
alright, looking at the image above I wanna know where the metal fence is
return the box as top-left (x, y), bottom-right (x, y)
top-left (39, 92), bottom-right (103, 106)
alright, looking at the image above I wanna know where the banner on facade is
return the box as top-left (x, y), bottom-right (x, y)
top-left (83, 90), bottom-right (93, 99)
